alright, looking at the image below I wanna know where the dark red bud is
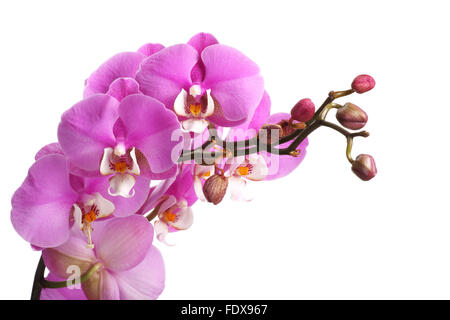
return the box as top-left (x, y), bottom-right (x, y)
top-left (351, 74), bottom-right (375, 94)
top-left (351, 154), bottom-right (377, 181)
top-left (291, 98), bottom-right (315, 122)
top-left (336, 102), bottom-right (368, 130)
top-left (202, 174), bottom-right (228, 205)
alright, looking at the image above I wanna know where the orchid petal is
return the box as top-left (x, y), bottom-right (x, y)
top-left (108, 173), bottom-right (136, 198)
top-left (170, 206), bottom-right (193, 230)
top-left (84, 52), bottom-right (145, 98)
top-left (154, 220), bottom-right (173, 246)
top-left (100, 147), bottom-right (115, 175)
top-left (173, 89), bottom-right (189, 117)
top-left (35, 143), bottom-right (64, 160)
top-left (42, 233), bottom-right (97, 278)
top-left (229, 176), bottom-right (252, 202)
top-left (245, 154), bottom-right (268, 181)
top-left (82, 269), bottom-right (120, 300)
top-left (114, 246), bottom-right (165, 300)
top-left (135, 44), bottom-right (198, 106)
top-left (137, 43), bottom-right (165, 57)
top-left (182, 118), bottom-right (209, 133)
top-left (119, 94), bottom-right (182, 173)
top-left (11, 154), bottom-right (78, 248)
top-left (106, 77), bottom-right (141, 102)
top-left (194, 177), bottom-right (206, 202)
top-left (210, 75), bottom-right (264, 122)
top-left (58, 94), bottom-right (119, 173)
top-left (95, 215), bottom-right (153, 271)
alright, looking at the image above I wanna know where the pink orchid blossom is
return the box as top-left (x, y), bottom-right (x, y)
top-left (135, 33), bottom-right (265, 133)
top-left (58, 93), bottom-right (182, 199)
top-left (11, 154), bottom-right (117, 249)
top-left (152, 165), bottom-right (197, 245)
top-left (42, 215), bottom-right (165, 300)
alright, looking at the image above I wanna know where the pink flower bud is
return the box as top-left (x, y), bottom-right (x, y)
top-left (336, 103), bottom-right (368, 130)
top-left (291, 98), bottom-right (315, 122)
top-left (203, 174), bottom-right (229, 205)
top-left (351, 74), bottom-right (375, 93)
top-left (351, 154), bottom-right (377, 181)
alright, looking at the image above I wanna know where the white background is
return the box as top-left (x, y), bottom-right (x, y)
top-left (0, 0), bottom-right (449, 299)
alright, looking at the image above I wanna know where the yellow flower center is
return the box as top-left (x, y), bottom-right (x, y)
top-left (189, 103), bottom-right (202, 116)
top-left (84, 210), bottom-right (97, 223)
top-left (164, 211), bottom-right (177, 222)
top-left (202, 170), bottom-right (211, 177)
top-left (237, 166), bottom-right (250, 176)
top-left (114, 161), bottom-right (128, 173)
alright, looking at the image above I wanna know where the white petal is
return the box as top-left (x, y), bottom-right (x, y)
top-left (173, 89), bottom-right (189, 117)
top-left (202, 89), bottom-right (215, 117)
top-left (229, 176), bottom-right (251, 202)
top-left (193, 177), bottom-right (206, 201)
top-left (246, 155), bottom-right (268, 181)
top-left (108, 173), bottom-right (136, 198)
top-left (154, 220), bottom-right (174, 246)
top-left (170, 207), bottom-right (194, 230)
top-left (194, 165), bottom-right (214, 177)
top-left (72, 204), bottom-right (83, 230)
top-left (128, 147), bottom-right (141, 176)
top-left (189, 84), bottom-right (202, 98)
top-left (92, 193), bottom-right (115, 218)
top-left (100, 147), bottom-right (115, 175)
top-left (182, 118), bottom-right (209, 133)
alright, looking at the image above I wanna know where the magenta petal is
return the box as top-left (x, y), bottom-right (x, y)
top-left (84, 52), bottom-right (145, 97)
top-left (114, 246), bottom-right (165, 300)
top-left (40, 273), bottom-right (87, 300)
top-left (106, 77), bottom-right (141, 102)
top-left (188, 33), bottom-right (219, 83)
top-left (11, 154), bottom-right (78, 248)
top-left (202, 44), bottom-right (261, 85)
top-left (211, 75), bottom-right (264, 122)
top-left (95, 215), bottom-right (153, 271)
top-left (99, 270), bottom-right (120, 300)
top-left (136, 175), bottom-right (177, 215)
top-left (58, 94), bottom-right (119, 172)
top-left (262, 113), bottom-right (309, 181)
top-left (135, 44), bottom-right (198, 106)
top-left (35, 143), bottom-right (64, 160)
top-left (43, 231), bottom-right (96, 278)
top-left (166, 165), bottom-right (197, 206)
top-left (137, 43), bottom-right (165, 57)
top-left (228, 91), bottom-right (271, 140)
top-left (119, 94), bottom-right (182, 173)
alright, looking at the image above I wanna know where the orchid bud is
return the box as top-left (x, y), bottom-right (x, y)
top-left (351, 74), bottom-right (375, 94)
top-left (291, 98), bottom-right (315, 122)
top-left (203, 174), bottom-right (229, 205)
top-left (336, 102), bottom-right (368, 130)
top-left (351, 154), bottom-right (377, 181)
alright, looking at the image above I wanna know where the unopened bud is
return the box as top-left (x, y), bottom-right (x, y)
top-left (351, 154), bottom-right (377, 181)
top-left (336, 102), bottom-right (368, 130)
top-left (202, 174), bottom-right (229, 205)
top-left (291, 98), bottom-right (315, 122)
top-left (351, 74), bottom-right (375, 94)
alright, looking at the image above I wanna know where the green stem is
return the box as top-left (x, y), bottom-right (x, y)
top-left (40, 262), bottom-right (102, 289)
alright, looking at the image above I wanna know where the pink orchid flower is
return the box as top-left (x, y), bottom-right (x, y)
top-left (42, 215), bottom-right (165, 300)
top-left (152, 165), bottom-right (197, 245)
top-left (58, 93), bottom-right (182, 199)
top-left (135, 33), bottom-right (265, 133)
top-left (11, 154), bottom-right (117, 249)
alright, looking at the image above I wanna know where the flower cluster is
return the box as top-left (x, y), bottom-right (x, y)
top-left (11, 33), bottom-right (377, 300)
